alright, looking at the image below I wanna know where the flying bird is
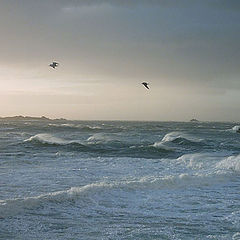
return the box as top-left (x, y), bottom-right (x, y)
top-left (49, 61), bottom-right (59, 69)
top-left (142, 82), bottom-right (149, 89)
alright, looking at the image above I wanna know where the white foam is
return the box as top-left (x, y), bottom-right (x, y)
top-left (152, 132), bottom-right (203, 149)
top-left (152, 141), bottom-right (173, 151)
top-left (177, 152), bottom-right (232, 171)
top-left (161, 132), bottom-right (203, 143)
top-left (48, 123), bottom-right (102, 130)
top-left (177, 152), bottom-right (217, 170)
top-left (0, 182), bottom-right (112, 218)
top-left (87, 133), bottom-right (113, 143)
top-left (233, 232), bottom-right (240, 240)
top-left (49, 123), bottom-right (83, 128)
top-left (85, 125), bottom-right (102, 130)
top-left (24, 133), bottom-right (80, 145)
top-left (0, 164), bottom-right (234, 218)
top-left (0, 175), bottom-right (202, 218)
top-left (232, 125), bottom-right (240, 131)
top-left (216, 154), bottom-right (240, 172)
top-left (123, 172), bottom-right (223, 191)
top-left (225, 125), bottom-right (240, 133)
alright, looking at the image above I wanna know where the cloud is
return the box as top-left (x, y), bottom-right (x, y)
top-left (1, 0), bottom-right (240, 90)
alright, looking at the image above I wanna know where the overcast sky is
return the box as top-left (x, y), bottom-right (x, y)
top-left (0, 0), bottom-right (240, 121)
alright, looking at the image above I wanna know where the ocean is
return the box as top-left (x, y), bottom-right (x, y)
top-left (0, 120), bottom-right (240, 239)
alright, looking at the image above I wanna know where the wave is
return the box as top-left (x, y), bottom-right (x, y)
top-left (176, 152), bottom-right (240, 174)
top-left (216, 154), bottom-right (240, 172)
top-left (151, 141), bottom-right (175, 151)
top-left (177, 152), bottom-right (225, 170)
top-left (161, 132), bottom-right (203, 143)
top-left (225, 125), bottom-right (240, 133)
top-left (0, 169), bottom-right (232, 218)
top-left (152, 132), bottom-right (204, 150)
top-left (23, 133), bottom-right (128, 155)
top-left (0, 182), bottom-right (111, 218)
top-left (23, 133), bottom-right (177, 159)
top-left (48, 123), bottom-right (103, 131)
top-left (24, 134), bottom-right (83, 146)
top-left (232, 125), bottom-right (240, 132)
top-left (48, 123), bottom-right (76, 128)
top-left (87, 133), bottom-right (118, 144)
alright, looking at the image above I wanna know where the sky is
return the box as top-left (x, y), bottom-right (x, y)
top-left (0, 0), bottom-right (240, 121)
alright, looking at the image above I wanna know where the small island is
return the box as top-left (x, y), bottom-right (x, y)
top-left (0, 115), bottom-right (67, 121)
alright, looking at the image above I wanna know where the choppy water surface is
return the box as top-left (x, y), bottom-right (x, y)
top-left (1, 120), bottom-right (240, 239)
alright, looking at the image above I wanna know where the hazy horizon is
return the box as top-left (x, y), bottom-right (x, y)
top-left (1, 0), bottom-right (240, 122)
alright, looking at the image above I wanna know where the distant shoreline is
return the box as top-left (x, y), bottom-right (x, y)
top-left (0, 116), bottom-right (67, 121)
top-left (0, 116), bottom-right (239, 123)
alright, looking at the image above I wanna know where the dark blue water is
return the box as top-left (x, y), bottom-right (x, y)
top-left (1, 120), bottom-right (240, 239)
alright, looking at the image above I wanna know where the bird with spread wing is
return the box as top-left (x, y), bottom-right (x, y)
top-left (49, 61), bottom-right (59, 69)
top-left (142, 82), bottom-right (149, 89)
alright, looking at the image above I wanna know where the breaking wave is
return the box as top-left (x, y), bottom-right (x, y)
top-left (48, 123), bottom-right (103, 131)
top-left (216, 154), bottom-right (240, 172)
top-left (176, 152), bottom-right (240, 175)
top-left (152, 141), bottom-right (174, 151)
top-left (87, 133), bottom-right (120, 144)
top-left (0, 163), bottom-right (234, 218)
top-left (226, 125), bottom-right (240, 133)
top-left (22, 133), bottom-right (174, 158)
top-left (161, 132), bottom-right (203, 143)
top-left (1, 150), bottom-right (239, 218)
top-left (153, 132), bottom-right (204, 150)
top-left (24, 134), bottom-right (83, 146)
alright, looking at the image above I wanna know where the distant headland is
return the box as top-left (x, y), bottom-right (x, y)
top-left (0, 115), bottom-right (67, 121)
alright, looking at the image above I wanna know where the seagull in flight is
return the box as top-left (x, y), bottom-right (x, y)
top-left (142, 82), bottom-right (149, 89)
top-left (49, 61), bottom-right (59, 69)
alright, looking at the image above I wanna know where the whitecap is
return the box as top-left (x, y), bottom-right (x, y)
top-left (152, 132), bottom-right (203, 150)
top-left (24, 133), bottom-right (82, 146)
top-left (0, 173), bottom-right (221, 218)
top-left (0, 182), bottom-right (112, 218)
top-left (152, 141), bottom-right (174, 151)
top-left (87, 133), bottom-right (113, 143)
top-left (48, 123), bottom-right (76, 128)
top-left (233, 232), bottom-right (240, 240)
top-left (161, 132), bottom-right (203, 143)
top-left (225, 125), bottom-right (240, 133)
top-left (232, 125), bottom-right (240, 132)
top-left (85, 125), bottom-right (102, 130)
top-left (216, 154), bottom-right (240, 172)
top-left (177, 152), bottom-right (230, 170)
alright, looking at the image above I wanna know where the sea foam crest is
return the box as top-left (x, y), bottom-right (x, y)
top-left (232, 125), bottom-right (240, 132)
top-left (161, 132), bottom-right (203, 143)
top-left (232, 125), bottom-right (240, 131)
top-left (176, 152), bottom-right (228, 170)
top-left (225, 125), bottom-right (240, 133)
top-left (48, 123), bottom-right (76, 128)
top-left (0, 171), bottom-right (226, 218)
top-left (216, 154), bottom-right (240, 172)
top-left (24, 133), bottom-right (80, 145)
top-left (177, 152), bottom-right (240, 174)
top-left (87, 133), bottom-right (115, 143)
top-left (0, 182), bottom-right (112, 218)
top-left (152, 141), bottom-right (173, 150)
top-left (48, 123), bottom-right (102, 130)
top-left (153, 132), bottom-right (203, 148)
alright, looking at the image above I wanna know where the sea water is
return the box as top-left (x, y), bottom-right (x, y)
top-left (0, 120), bottom-right (240, 239)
